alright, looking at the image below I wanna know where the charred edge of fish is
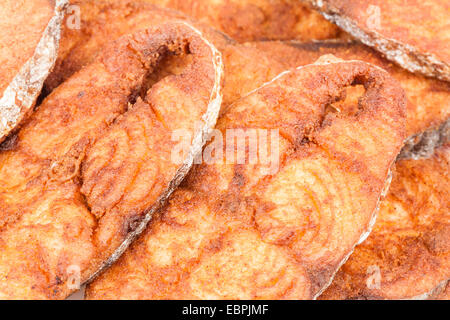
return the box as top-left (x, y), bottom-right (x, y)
top-left (399, 118), bottom-right (450, 160)
top-left (84, 22), bottom-right (224, 285)
top-left (304, 0), bottom-right (450, 82)
top-left (0, 0), bottom-right (69, 143)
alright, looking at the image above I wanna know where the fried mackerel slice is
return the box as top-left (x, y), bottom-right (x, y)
top-left (247, 41), bottom-right (450, 159)
top-left (249, 41), bottom-right (450, 300)
top-left (86, 57), bottom-right (406, 300)
top-left (302, 0), bottom-right (450, 82)
top-left (0, 0), bottom-right (67, 143)
top-left (320, 143), bottom-right (450, 300)
top-left (141, 0), bottom-right (342, 42)
top-left (44, 0), bottom-right (304, 108)
top-left (0, 22), bottom-right (223, 300)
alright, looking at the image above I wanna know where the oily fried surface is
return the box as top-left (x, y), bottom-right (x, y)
top-left (247, 41), bottom-right (450, 138)
top-left (0, 23), bottom-right (220, 299)
top-left (141, 0), bottom-right (342, 42)
top-left (0, 0), bottom-right (53, 94)
top-left (45, 0), bottom-right (299, 108)
top-left (86, 58), bottom-right (406, 299)
top-left (303, 0), bottom-right (450, 81)
top-left (320, 144), bottom-right (450, 300)
top-left (44, 0), bottom-right (192, 93)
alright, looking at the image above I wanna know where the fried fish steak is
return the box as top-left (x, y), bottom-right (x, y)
top-left (302, 0), bottom-right (450, 81)
top-left (247, 41), bottom-right (450, 151)
top-left (86, 57), bottom-right (406, 299)
top-left (320, 144), bottom-right (450, 300)
top-left (45, 0), bottom-right (300, 108)
top-left (249, 40), bottom-right (450, 300)
top-left (141, 0), bottom-right (342, 42)
top-left (0, 0), bottom-right (66, 143)
top-left (0, 23), bottom-right (223, 299)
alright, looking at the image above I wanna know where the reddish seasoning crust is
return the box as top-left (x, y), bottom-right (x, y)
top-left (246, 41), bottom-right (450, 140)
top-left (86, 57), bottom-right (406, 300)
top-left (302, 0), bottom-right (450, 81)
top-left (141, 0), bottom-right (342, 42)
top-left (45, 0), bottom-right (295, 108)
top-left (0, 23), bottom-right (221, 299)
top-left (45, 0), bottom-right (193, 93)
top-left (320, 144), bottom-right (450, 300)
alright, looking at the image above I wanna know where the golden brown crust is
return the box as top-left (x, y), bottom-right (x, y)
top-left (45, 0), bottom-right (302, 108)
top-left (303, 0), bottom-right (450, 81)
top-left (320, 144), bottom-right (450, 300)
top-left (86, 58), bottom-right (406, 299)
top-left (246, 41), bottom-right (450, 143)
top-left (44, 0), bottom-right (194, 93)
top-left (141, 0), bottom-right (342, 42)
top-left (0, 23), bottom-right (222, 299)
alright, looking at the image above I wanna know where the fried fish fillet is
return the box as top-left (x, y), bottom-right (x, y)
top-left (302, 0), bottom-right (450, 81)
top-left (141, 0), bottom-right (342, 42)
top-left (86, 56), bottom-right (406, 299)
top-left (0, 0), bottom-right (67, 143)
top-left (247, 41), bottom-right (450, 156)
top-left (320, 144), bottom-right (450, 300)
top-left (0, 23), bottom-right (223, 299)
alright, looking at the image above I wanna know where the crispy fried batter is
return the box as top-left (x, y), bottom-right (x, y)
top-left (0, 0), bottom-right (65, 143)
top-left (141, 0), bottom-right (342, 42)
top-left (0, 23), bottom-right (222, 299)
top-left (86, 57), bottom-right (406, 299)
top-left (45, 0), bottom-right (301, 108)
top-left (320, 144), bottom-right (450, 300)
top-left (247, 41), bottom-right (450, 139)
top-left (45, 0), bottom-right (196, 93)
top-left (303, 0), bottom-right (450, 81)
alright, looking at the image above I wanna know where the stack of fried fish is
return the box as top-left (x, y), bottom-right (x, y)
top-left (0, 0), bottom-right (448, 300)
